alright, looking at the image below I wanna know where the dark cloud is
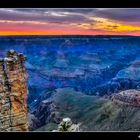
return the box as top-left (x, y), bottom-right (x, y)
top-left (14, 8), bottom-right (96, 14)
top-left (93, 9), bottom-right (140, 22)
top-left (107, 25), bottom-right (118, 29)
top-left (0, 8), bottom-right (140, 25)
top-left (0, 9), bottom-right (95, 24)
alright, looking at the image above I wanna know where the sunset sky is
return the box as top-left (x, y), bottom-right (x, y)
top-left (0, 8), bottom-right (140, 36)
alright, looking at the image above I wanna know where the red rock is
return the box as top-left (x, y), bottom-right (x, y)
top-left (0, 50), bottom-right (28, 131)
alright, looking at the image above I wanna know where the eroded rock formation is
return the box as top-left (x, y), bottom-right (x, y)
top-left (111, 89), bottom-right (140, 107)
top-left (0, 50), bottom-right (28, 131)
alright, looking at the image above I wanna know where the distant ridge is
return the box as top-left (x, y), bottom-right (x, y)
top-left (0, 35), bottom-right (139, 38)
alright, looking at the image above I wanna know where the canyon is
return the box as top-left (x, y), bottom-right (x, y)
top-left (0, 36), bottom-right (140, 131)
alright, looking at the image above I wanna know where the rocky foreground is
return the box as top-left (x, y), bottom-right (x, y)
top-left (30, 88), bottom-right (140, 131)
top-left (0, 50), bottom-right (28, 131)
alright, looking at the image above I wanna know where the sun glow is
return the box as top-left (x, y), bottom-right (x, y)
top-left (79, 17), bottom-right (140, 33)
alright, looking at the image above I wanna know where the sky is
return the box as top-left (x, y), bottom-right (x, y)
top-left (0, 8), bottom-right (140, 36)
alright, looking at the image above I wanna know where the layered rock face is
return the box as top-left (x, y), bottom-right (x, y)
top-left (0, 50), bottom-right (28, 131)
top-left (111, 90), bottom-right (140, 107)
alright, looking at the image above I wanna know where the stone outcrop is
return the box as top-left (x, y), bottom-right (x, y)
top-left (29, 90), bottom-right (61, 131)
top-left (111, 90), bottom-right (140, 107)
top-left (0, 50), bottom-right (28, 131)
top-left (53, 118), bottom-right (80, 132)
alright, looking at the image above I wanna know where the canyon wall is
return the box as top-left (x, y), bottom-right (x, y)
top-left (0, 50), bottom-right (28, 131)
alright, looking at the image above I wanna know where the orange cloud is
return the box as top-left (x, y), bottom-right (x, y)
top-left (78, 17), bottom-right (140, 33)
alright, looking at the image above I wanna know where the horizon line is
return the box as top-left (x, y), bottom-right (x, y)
top-left (0, 34), bottom-right (139, 37)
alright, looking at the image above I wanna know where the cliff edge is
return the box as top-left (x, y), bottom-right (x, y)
top-left (0, 50), bottom-right (28, 131)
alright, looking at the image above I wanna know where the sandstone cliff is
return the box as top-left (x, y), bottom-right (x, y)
top-left (0, 50), bottom-right (28, 131)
